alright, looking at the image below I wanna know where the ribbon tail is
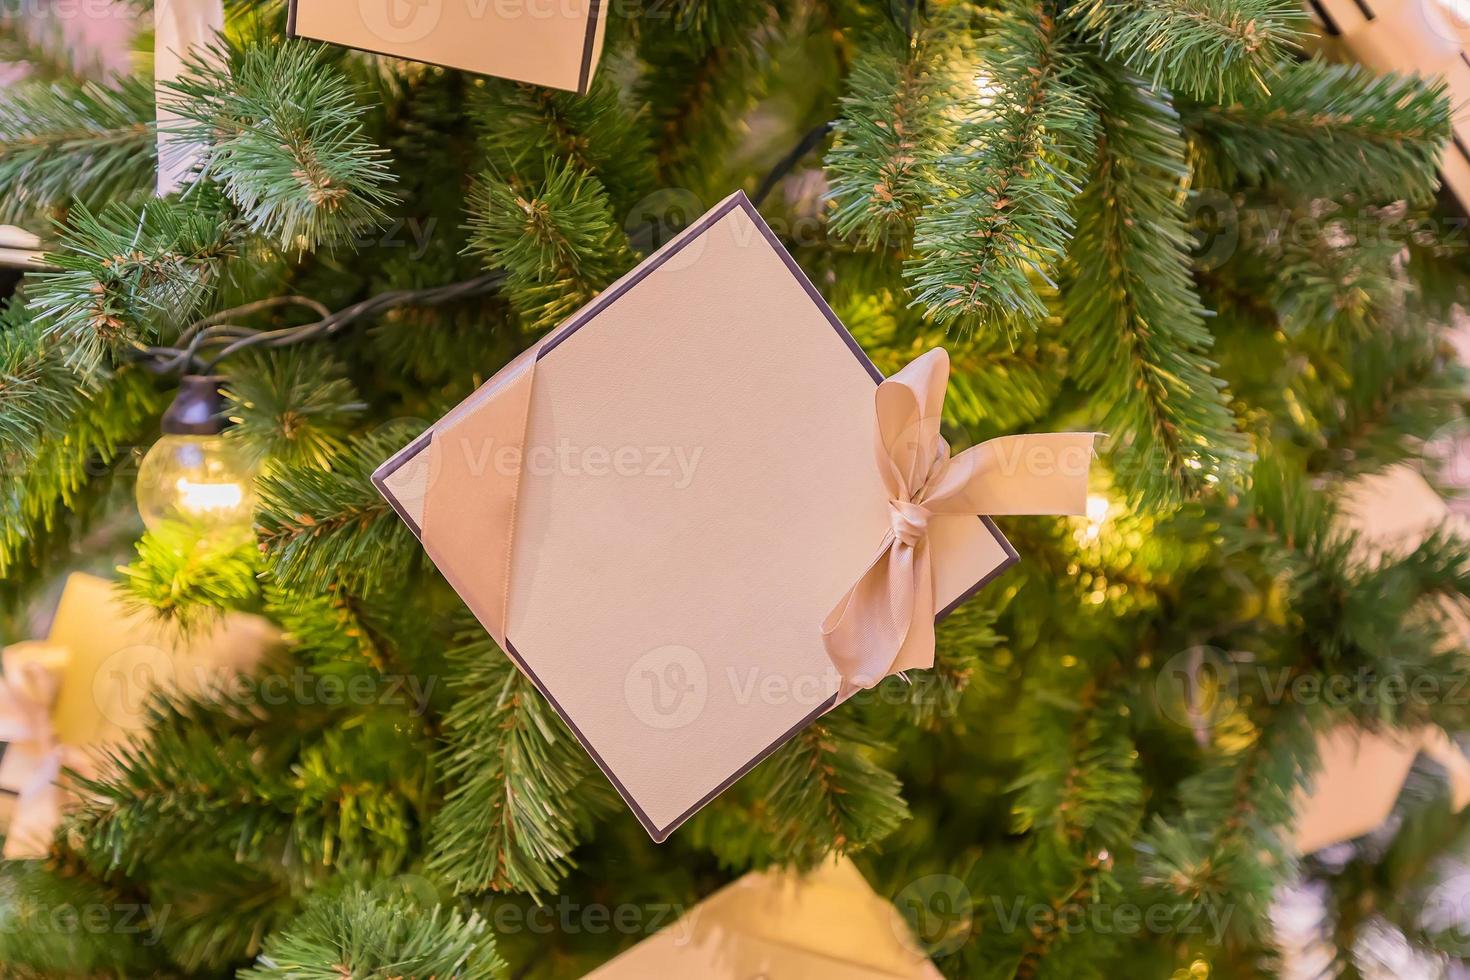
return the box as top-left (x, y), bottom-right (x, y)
top-left (822, 537), bottom-right (932, 693)
top-left (2, 748), bottom-right (64, 860)
top-left (928, 432), bottom-right (1100, 517)
top-left (154, 0), bottom-right (225, 196)
top-left (421, 342), bottom-right (545, 653)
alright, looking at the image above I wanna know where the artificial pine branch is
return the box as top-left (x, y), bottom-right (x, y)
top-left (473, 77), bottom-right (656, 216)
top-left (1062, 66), bottom-right (1248, 507)
top-left (638, 0), bottom-right (782, 196)
top-left (161, 40), bottom-right (397, 251)
top-left (0, 351), bottom-right (162, 582)
top-left (0, 74), bottom-right (155, 225)
top-left (254, 426), bottom-right (418, 596)
top-left (689, 713), bottom-right (910, 870)
top-left (1182, 58), bottom-right (1452, 204)
top-left (223, 348), bottom-right (364, 468)
top-left (70, 682), bottom-right (433, 884)
top-left (466, 160), bottom-right (632, 332)
top-left (28, 194), bottom-right (235, 375)
top-left (825, 17), bottom-right (964, 249)
top-left (428, 622), bottom-right (613, 899)
top-left (1071, 0), bottom-right (1304, 102)
top-left (117, 521), bottom-right (262, 631)
top-left (908, 0), bottom-right (1097, 329)
top-left (240, 886), bottom-right (507, 979)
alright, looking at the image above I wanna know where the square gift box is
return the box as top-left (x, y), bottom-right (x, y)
top-left (579, 857), bottom-right (945, 979)
top-left (0, 573), bottom-right (279, 857)
top-left (373, 191), bottom-right (1022, 842)
top-left (287, 0), bottom-right (609, 94)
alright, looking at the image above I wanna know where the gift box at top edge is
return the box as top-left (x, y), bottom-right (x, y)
top-left (288, 0), bottom-right (609, 93)
top-left (371, 190), bottom-right (1071, 844)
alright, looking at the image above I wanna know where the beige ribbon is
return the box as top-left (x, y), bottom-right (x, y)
top-left (421, 338), bottom-right (552, 652)
top-left (0, 642), bottom-right (88, 859)
top-left (821, 348), bottom-right (1098, 693)
top-left (154, 0), bottom-right (225, 196)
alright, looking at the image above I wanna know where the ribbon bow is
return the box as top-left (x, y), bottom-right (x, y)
top-left (0, 642), bottom-right (87, 859)
top-left (821, 349), bottom-right (1098, 692)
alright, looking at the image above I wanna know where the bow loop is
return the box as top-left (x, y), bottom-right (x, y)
top-left (0, 642), bottom-right (82, 858)
top-left (823, 349), bottom-right (1098, 695)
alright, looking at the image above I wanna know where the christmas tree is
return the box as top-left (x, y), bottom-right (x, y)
top-left (3, 0), bottom-right (1470, 976)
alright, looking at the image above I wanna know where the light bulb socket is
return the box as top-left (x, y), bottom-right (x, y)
top-left (161, 375), bottom-right (228, 436)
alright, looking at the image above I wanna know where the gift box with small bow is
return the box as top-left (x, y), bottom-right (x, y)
top-left (0, 574), bottom-right (277, 858)
top-left (373, 191), bottom-right (1096, 842)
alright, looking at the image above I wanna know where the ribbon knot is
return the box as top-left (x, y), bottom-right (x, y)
top-left (0, 642), bottom-right (90, 859)
top-left (821, 348), bottom-right (1098, 695)
top-left (889, 499), bottom-right (931, 549)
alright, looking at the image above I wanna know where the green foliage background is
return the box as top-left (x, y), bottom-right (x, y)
top-left (3, 0), bottom-right (1470, 976)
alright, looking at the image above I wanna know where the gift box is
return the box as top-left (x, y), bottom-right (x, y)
top-left (0, 573), bottom-right (278, 858)
top-left (287, 0), bottom-right (609, 94)
top-left (374, 191), bottom-right (1093, 842)
top-left (579, 858), bottom-right (945, 979)
top-left (1291, 466), bottom-right (1470, 853)
top-left (1311, 0), bottom-right (1470, 206)
top-left (1295, 724), bottom-right (1470, 853)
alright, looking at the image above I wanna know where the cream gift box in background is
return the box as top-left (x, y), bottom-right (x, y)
top-left (374, 191), bottom-right (1092, 842)
top-left (1286, 464), bottom-right (1470, 854)
top-left (1309, 0), bottom-right (1470, 207)
top-left (0, 573), bottom-right (278, 858)
top-left (288, 0), bottom-right (609, 93)
top-left (1295, 724), bottom-right (1470, 853)
top-left (580, 858), bottom-right (944, 980)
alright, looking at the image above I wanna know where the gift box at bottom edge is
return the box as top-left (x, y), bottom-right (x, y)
top-left (373, 189), bottom-right (1086, 842)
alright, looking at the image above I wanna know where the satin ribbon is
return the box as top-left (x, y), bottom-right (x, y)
top-left (421, 337), bottom-right (552, 652)
top-left (0, 642), bottom-right (88, 859)
top-left (821, 348), bottom-right (1098, 693)
top-left (155, 0), bottom-right (225, 196)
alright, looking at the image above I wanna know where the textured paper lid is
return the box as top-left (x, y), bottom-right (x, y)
top-left (288, 0), bottom-right (608, 94)
top-left (580, 858), bottom-right (945, 979)
top-left (375, 192), bottom-right (1016, 841)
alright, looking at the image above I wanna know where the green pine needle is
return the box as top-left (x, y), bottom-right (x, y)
top-left (908, 1), bottom-right (1098, 329)
top-left (161, 40), bottom-right (397, 252)
top-left (241, 887), bottom-right (506, 980)
top-left (1063, 66), bottom-right (1249, 507)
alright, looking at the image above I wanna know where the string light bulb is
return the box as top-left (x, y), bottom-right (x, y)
top-left (135, 376), bottom-right (257, 536)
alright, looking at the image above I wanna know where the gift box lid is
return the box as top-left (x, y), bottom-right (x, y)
top-left (374, 190), bottom-right (1017, 842)
top-left (287, 0), bottom-right (609, 94)
top-left (579, 858), bottom-right (945, 979)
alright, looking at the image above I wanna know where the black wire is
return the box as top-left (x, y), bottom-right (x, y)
top-left (140, 270), bottom-right (506, 375)
top-left (751, 120), bottom-right (837, 209)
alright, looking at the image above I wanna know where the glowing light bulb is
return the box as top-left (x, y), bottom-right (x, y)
top-left (973, 70), bottom-right (999, 107)
top-left (1083, 493), bottom-right (1111, 543)
top-left (135, 376), bottom-right (256, 536)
